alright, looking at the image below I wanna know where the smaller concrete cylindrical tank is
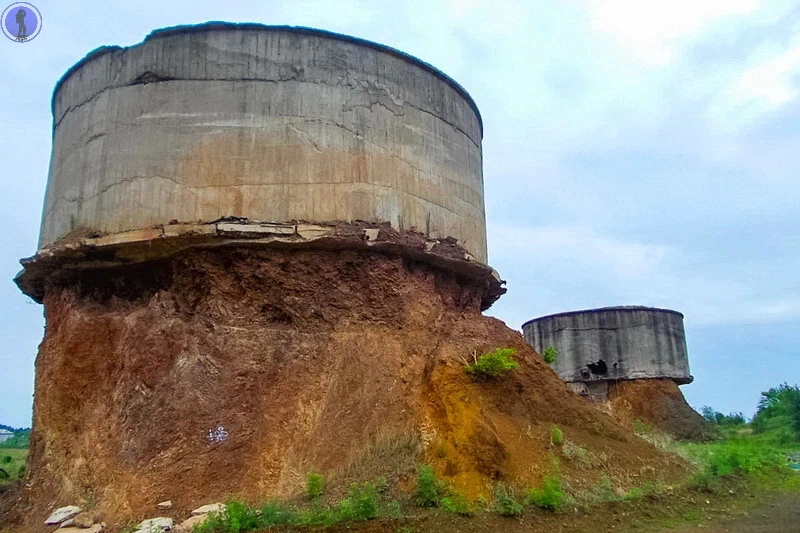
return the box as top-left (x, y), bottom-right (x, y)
top-left (522, 306), bottom-right (692, 386)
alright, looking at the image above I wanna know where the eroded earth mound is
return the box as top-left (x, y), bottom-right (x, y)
top-left (13, 246), bottom-right (687, 530)
top-left (606, 379), bottom-right (711, 440)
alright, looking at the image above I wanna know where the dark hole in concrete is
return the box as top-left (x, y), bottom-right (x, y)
top-left (132, 71), bottom-right (175, 85)
top-left (587, 359), bottom-right (608, 375)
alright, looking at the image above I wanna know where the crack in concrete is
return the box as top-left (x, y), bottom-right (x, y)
top-left (287, 124), bottom-right (323, 153)
top-left (84, 132), bottom-right (108, 146)
top-left (534, 321), bottom-right (685, 335)
top-left (54, 77), bottom-right (481, 147)
top-left (47, 174), bottom-right (477, 223)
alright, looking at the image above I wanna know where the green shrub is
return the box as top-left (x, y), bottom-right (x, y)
top-left (385, 500), bottom-right (403, 518)
top-left (1, 456), bottom-right (11, 464)
top-left (306, 472), bottom-right (324, 500)
top-left (561, 441), bottom-right (591, 465)
top-left (259, 501), bottom-right (297, 526)
top-left (465, 348), bottom-right (519, 379)
top-left (543, 346), bottom-right (558, 364)
top-left (550, 425), bottom-right (564, 447)
top-left (684, 438), bottom-right (787, 492)
top-left (493, 482), bottom-right (523, 517)
top-left (335, 482), bottom-right (380, 521)
top-left (195, 501), bottom-right (261, 533)
top-left (592, 474), bottom-right (616, 502)
top-left (526, 462), bottom-right (565, 511)
top-left (709, 442), bottom-right (783, 476)
top-left (414, 464), bottom-right (442, 507)
top-left (690, 469), bottom-right (721, 493)
top-left (297, 507), bottom-right (337, 527)
top-left (622, 486), bottom-right (645, 501)
top-left (441, 491), bottom-right (473, 516)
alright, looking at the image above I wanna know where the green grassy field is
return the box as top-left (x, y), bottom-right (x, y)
top-left (0, 448), bottom-right (27, 486)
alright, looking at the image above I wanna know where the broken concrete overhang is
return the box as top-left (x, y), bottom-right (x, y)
top-left (16, 220), bottom-right (506, 311)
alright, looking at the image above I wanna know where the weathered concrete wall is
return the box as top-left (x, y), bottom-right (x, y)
top-left (522, 306), bottom-right (691, 384)
top-left (41, 23), bottom-right (487, 262)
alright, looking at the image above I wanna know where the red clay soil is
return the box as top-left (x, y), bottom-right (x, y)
top-left (605, 379), bottom-right (711, 441)
top-left (8, 247), bottom-right (687, 531)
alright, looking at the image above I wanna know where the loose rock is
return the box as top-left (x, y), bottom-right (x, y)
top-left (72, 512), bottom-right (96, 528)
top-left (135, 517), bottom-right (173, 532)
top-left (175, 514), bottom-right (208, 532)
top-left (191, 503), bottom-right (225, 516)
top-left (157, 500), bottom-right (172, 509)
top-left (57, 526), bottom-right (104, 533)
top-left (45, 506), bottom-right (82, 525)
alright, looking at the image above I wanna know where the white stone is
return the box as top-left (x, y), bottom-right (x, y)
top-left (45, 506), bottom-right (82, 525)
top-left (191, 503), bottom-right (226, 516)
top-left (157, 500), bottom-right (172, 509)
top-left (135, 517), bottom-right (173, 532)
top-left (364, 228), bottom-right (380, 241)
top-left (58, 526), bottom-right (104, 533)
top-left (174, 514), bottom-right (208, 532)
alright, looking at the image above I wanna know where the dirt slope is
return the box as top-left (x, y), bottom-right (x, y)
top-left (16, 247), bottom-right (686, 530)
top-left (606, 379), bottom-right (711, 440)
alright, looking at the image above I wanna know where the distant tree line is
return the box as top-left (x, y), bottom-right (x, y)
top-left (0, 425), bottom-right (31, 449)
top-left (751, 383), bottom-right (800, 444)
top-left (0, 424), bottom-right (30, 433)
top-left (701, 383), bottom-right (800, 445)
top-left (700, 407), bottom-right (746, 426)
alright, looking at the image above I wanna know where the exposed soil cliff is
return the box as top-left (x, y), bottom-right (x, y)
top-left (606, 379), bottom-right (711, 440)
top-left (15, 246), bottom-right (686, 530)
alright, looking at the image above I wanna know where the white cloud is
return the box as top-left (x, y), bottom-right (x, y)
top-left (585, 0), bottom-right (764, 65)
top-left (490, 224), bottom-right (672, 279)
top-left (727, 41), bottom-right (800, 110)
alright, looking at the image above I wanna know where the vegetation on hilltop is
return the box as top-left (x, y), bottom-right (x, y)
top-left (0, 430), bottom-right (30, 449)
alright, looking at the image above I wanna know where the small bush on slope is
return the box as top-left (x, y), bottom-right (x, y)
top-left (550, 425), bottom-right (564, 447)
top-left (441, 490), bottom-right (473, 516)
top-left (414, 464), bottom-right (443, 507)
top-left (465, 348), bottom-right (519, 379)
top-left (543, 346), bottom-right (558, 364)
top-left (493, 482), bottom-right (523, 517)
top-left (306, 471), bottom-right (324, 500)
top-left (527, 460), bottom-right (565, 511)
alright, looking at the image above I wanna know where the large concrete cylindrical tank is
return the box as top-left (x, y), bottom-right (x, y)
top-left (41, 23), bottom-right (486, 261)
top-left (14, 25), bottom-right (514, 527)
top-left (522, 306), bottom-right (692, 385)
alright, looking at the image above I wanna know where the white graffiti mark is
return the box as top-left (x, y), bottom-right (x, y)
top-left (207, 426), bottom-right (229, 444)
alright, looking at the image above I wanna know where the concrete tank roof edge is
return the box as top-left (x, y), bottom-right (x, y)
top-left (521, 306), bottom-right (685, 329)
top-left (52, 21), bottom-right (484, 137)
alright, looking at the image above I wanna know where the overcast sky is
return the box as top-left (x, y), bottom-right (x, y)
top-left (1, 0), bottom-right (799, 428)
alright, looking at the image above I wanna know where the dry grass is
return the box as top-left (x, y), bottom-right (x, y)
top-left (336, 430), bottom-right (422, 491)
